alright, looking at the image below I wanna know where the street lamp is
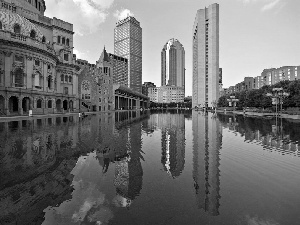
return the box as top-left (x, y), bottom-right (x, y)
top-left (227, 95), bottom-right (239, 111)
top-left (266, 88), bottom-right (289, 116)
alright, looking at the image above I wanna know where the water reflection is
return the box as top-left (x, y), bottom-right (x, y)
top-left (147, 113), bottom-right (186, 178)
top-left (0, 111), bottom-right (149, 225)
top-left (217, 114), bottom-right (300, 157)
top-left (192, 111), bottom-right (222, 216)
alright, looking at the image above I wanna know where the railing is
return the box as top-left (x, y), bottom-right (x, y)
top-left (11, 33), bottom-right (27, 41)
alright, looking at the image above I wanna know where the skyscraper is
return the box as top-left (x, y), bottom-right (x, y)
top-left (161, 38), bottom-right (185, 92)
top-left (192, 3), bottom-right (219, 109)
top-left (114, 16), bottom-right (142, 93)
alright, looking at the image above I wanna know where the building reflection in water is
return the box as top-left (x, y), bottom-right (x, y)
top-left (147, 113), bottom-right (186, 178)
top-left (0, 110), bottom-right (149, 224)
top-left (96, 111), bottom-right (147, 207)
top-left (192, 111), bottom-right (222, 216)
top-left (217, 114), bottom-right (300, 157)
top-left (0, 116), bottom-right (80, 224)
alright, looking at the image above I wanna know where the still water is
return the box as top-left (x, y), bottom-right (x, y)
top-left (0, 110), bottom-right (300, 225)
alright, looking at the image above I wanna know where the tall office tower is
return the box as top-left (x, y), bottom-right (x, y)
top-left (192, 3), bottom-right (219, 108)
top-left (161, 38), bottom-right (185, 92)
top-left (108, 53), bottom-right (128, 86)
top-left (114, 16), bottom-right (142, 93)
top-left (192, 111), bottom-right (222, 215)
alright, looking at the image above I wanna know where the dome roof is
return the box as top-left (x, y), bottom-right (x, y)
top-left (0, 9), bottom-right (44, 41)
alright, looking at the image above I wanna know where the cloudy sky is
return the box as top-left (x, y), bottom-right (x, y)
top-left (45, 0), bottom-right (300, 96)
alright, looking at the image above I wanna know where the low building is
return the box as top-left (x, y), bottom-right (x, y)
top-left (142, 82), bottom-right (156, 96)
top-left (148, 86), bottom-right (184, 103)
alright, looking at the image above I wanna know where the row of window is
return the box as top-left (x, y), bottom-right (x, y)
top-left (57, 36), bottom-right (70, 46)
top-left (26, 0), bottom-right (44, 12)
top-left (9, 23), bottom-right (48, 43)
top-left (61, 74), bottom-right (72, 83)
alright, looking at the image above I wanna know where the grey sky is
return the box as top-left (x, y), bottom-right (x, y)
top-left (45, 0), bottom-right (300, 96)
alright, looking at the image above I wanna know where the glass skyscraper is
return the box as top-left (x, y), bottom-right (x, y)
top-left (114, 16), bottom-right (142, 93)
top-left (161, 38), bottom-right (185, 93)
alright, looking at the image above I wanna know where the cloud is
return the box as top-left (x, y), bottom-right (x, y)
top-left (44, 0), bottom-right (114, 36)
top-left (73, 49), bottom-right (90, 60)
top-left (113, 9), bottom-right (134, 21)
top-left (238, 0), bottom-right (285, 12)
top-left (261, 0), bottom-right (281, 11)
top-left (246, 215), bottom-right (280, 225)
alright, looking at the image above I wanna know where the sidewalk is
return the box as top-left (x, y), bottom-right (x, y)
top-left (217, 110), bottom-right (300, 120)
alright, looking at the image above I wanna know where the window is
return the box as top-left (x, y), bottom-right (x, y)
top-left (61, 75), bottom-right (64, 82)
top-left (64, 87), bottom-right (68, 94)
top-left (66, 38), bottom-right (69, 46)
top-left (35, 0), bottom-right (37, 8)
top-left (57, 36), bottom-right (61, 43)
top-left (64, 54), bottom-right (69, 61)
top-left (14, 24), bottom-right (21, 34)
top-left (37, 99), bottom-right (42, 108)
top-left (38, 2), bottom-right (41, 11)
top-left (48, 100), bottom-right (52, 108)
top-left (35, 60), bottom-right (40, 66)
top-left (30, 30), bottom-right (36, 39)
top-left (62, 37), bottom-right (65, 45)
top-left (48, 75), bottom-right (51, 89)
top-left (65, 75), bottom-right (68, 82)
top-left (69, 76), bottom-right (72, 83)
top-left (14, 68), bottom-right (24, 87)
top-left (0, 21), bottom-right (2, 30)
top-left (42, 36), bottom-right (46, 43)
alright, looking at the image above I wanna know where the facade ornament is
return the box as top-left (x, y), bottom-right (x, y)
top-left (3, 51), bottom-right (12, 57)
top-left (26, 56), bottom-right (33, 61)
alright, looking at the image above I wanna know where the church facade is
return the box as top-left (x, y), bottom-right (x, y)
top-left (0, 0), bottom-right (79, 116)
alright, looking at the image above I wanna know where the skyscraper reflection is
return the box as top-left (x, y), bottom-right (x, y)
top-left (96, 111), bottom-right (147, 207)
top-left (148, 113), bottom-right (186, 178)
top-left (192, 111), bottom-right (222, 216)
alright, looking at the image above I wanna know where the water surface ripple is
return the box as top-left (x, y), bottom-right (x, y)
top-left (0, 111), bottom-right (300, 225)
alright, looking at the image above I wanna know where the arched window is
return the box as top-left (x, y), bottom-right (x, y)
top-left (69, 76), bottom-right (72, 83)
top-left (42, 36), bottom-right (46, 43)
top-left (48, 100), bottom-right (52, 108)
top-left (14, 24), bottom-right (21, 34)
top-left (62, 37), bottom-right (65, 45)
top-left (61, 75), bottom-right (64, 82)
top-left (30, 30), bottom-right (36, 39)
top-left (0, 21), bottom-right (2, 30)
top-left (37, 99), bottom-right (42, 108)
top-left (66, 38), bottom-right (69, 46)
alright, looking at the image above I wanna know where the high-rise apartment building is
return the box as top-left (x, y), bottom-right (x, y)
top-left (161, 38), bottom-right (185, 92)
top-left (114, 16), bottom-right (142, 93)
top-left (192, 3), bottom-right (219, 108)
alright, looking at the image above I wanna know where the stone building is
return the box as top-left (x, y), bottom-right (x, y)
top-left (0, 0), bottom-right (79, 116)
top-left (77, 47), bottom-right (114, 112)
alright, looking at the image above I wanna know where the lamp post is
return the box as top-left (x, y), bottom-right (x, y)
top-left (227, 95), bottom-right (239, 111)
top-left (266, 88), bottom-right (289, 117)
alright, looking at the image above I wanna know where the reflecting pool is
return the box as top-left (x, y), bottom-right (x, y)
top-left (0, 110), bottom-right (300, 225)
